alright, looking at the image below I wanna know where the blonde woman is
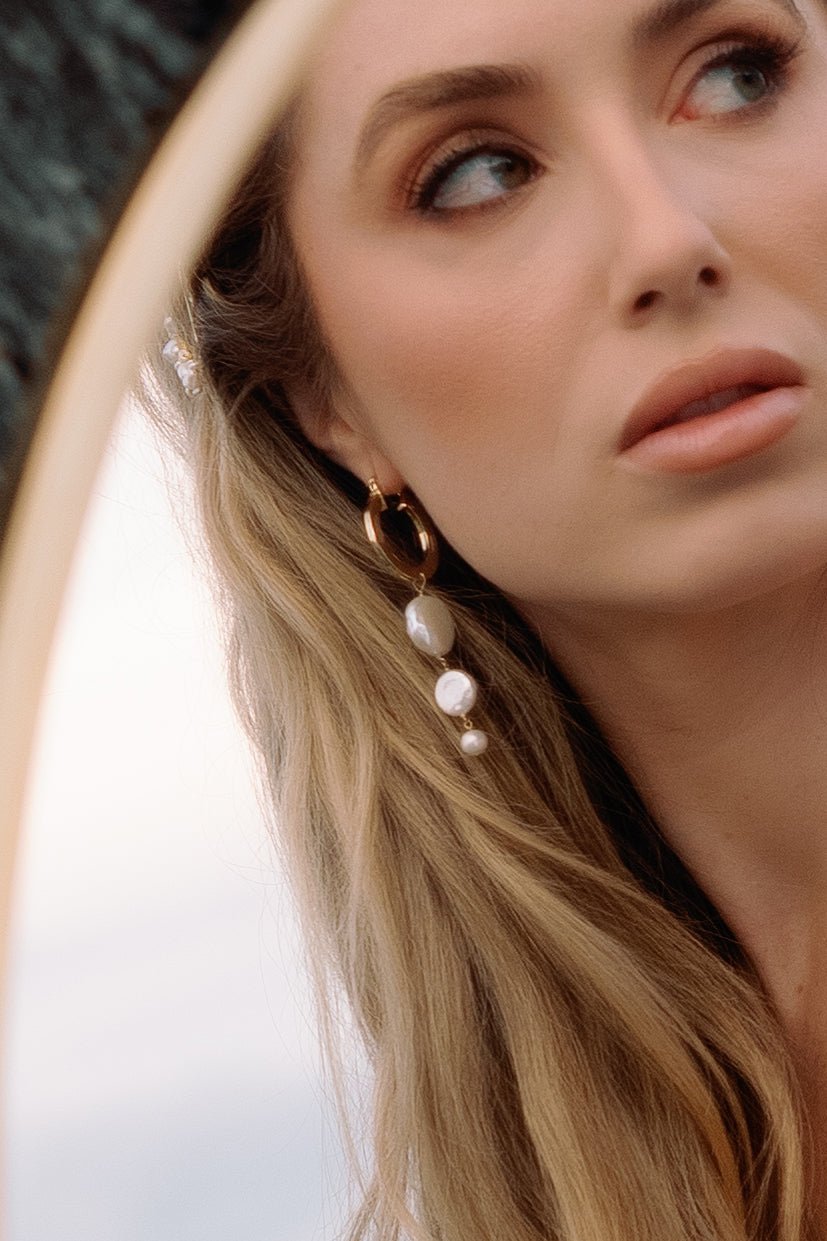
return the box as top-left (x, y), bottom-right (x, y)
top-left (150, 0), bottom-right (827, 1236)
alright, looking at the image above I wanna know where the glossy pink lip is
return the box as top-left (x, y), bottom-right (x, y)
top-left (618, 348), bottom-right (806, 453)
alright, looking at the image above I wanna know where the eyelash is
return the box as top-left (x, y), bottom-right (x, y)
top-left (406, 28), bottom-right (804, 218)
top-left (406, 131), bottom-right (540, 216)
top-left (682, 28), bottom-right (804, 120)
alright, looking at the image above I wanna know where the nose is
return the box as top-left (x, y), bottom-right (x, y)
top-left (604, 146), bottom-right (733, 327)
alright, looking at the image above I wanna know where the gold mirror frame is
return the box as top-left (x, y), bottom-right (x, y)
top-left (0, 0), bottom-right (344, 1170)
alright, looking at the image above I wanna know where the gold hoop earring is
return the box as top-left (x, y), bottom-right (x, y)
top-left (362, 479), bottom-right (489, 757)
top-left (362, 479), bottom-right (440, 583)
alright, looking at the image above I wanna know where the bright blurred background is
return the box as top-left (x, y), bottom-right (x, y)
top-left (3, 397), bottom-right (353, 1240)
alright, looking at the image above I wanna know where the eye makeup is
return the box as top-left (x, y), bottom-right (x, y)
top-left (395, 17), bottom-right (805, 220)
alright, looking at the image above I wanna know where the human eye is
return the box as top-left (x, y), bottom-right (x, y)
top-left (677, 30), bottom-right (804, 122)
top-left (407, 132), bottom-right (541, 217)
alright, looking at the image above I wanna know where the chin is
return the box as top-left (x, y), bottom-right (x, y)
top-left (602, 447), bottom-right (827, 613)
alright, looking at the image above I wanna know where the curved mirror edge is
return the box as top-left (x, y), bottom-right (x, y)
top-left (0, 0), bottom-right (347, 1221)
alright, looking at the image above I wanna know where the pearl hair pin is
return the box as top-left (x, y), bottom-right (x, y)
top-left (363, 478), bottom-right (489, 756)
top-left (161, 316), bottom-right (202, 397)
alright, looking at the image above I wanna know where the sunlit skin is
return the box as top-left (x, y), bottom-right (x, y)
top-left (288, 0), bottom-right (827, 1189)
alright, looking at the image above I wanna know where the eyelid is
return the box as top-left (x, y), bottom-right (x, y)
top-left (401, 127), bottom-right (543, 213)
top-left (669, 23), bottom-right (805, 118)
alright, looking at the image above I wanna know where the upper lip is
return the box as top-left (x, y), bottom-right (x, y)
top-left (618, 347), bottom-right (806, 452)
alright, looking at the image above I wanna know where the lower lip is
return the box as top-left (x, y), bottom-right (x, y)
top-left (619, 386), bottom-right (808, 473)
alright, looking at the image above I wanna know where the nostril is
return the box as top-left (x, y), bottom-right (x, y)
top-left (635, 289), bottom-right (658, 312)
top-left (631, 265), bottom-right (723, 315)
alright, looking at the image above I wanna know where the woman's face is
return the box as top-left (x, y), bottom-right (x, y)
top-left (289, 0), bottom-right (827, 620)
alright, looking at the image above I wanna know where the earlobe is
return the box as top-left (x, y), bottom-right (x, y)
top-left (290, 388), bottom-right (406, 495)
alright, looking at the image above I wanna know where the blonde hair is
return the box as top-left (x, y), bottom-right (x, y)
top-left (144, 114), bottom-right (814, 1241)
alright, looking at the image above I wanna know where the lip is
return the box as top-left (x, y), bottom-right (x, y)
top-left (618, 347), bottom-right (807, 457)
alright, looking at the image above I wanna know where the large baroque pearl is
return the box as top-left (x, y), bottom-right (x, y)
top-left (435, 669), bottom-right (478, 717)
top-left (405, 595), bottom-right (456, 658)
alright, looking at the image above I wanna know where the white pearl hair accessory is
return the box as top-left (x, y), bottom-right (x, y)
top-left (363, 478), bottom-right (490, 757)
top-left (161, 316), bottom-right (203, 397)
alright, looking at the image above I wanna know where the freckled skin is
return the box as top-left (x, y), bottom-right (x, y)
top-left (289, 0), bottom-right (827, 621)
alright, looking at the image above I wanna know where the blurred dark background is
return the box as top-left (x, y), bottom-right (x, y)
top-left (0, 0), bottom-right (246, 520)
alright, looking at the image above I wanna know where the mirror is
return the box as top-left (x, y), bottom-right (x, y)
top-left (0, 0), bottom-right (344, 1224)
top-left (5, 0), bottom-right (827, 1237)
top-left (6, 395), bottom-right (357, 1240)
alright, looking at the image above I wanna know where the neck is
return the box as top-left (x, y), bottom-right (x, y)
top-left (523, 567), bottom-right (827, 1028)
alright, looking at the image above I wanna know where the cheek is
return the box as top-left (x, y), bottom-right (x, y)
top-left (728, 103), bottom-right (827, 300)
top-left (766, 194), bottom-right (827, 308)
top-left (299, 226), bottom-right (603, 573)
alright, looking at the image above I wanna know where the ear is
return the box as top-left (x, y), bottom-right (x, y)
top-left (290, 388), bottom-right (405, 496)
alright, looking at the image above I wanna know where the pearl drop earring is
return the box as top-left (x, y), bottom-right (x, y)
top-left (362, 478), bottom-right (489, 757)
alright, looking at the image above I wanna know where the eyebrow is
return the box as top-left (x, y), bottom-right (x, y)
top-left (354, 62), bottom-right (542, 175)
top-left (631, 0), bottom-right (805, 48)
top-left (353, 0), bottom-right (806, 175)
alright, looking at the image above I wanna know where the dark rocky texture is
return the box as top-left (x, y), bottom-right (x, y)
top-left (0, 0), bottom-right (245, 523)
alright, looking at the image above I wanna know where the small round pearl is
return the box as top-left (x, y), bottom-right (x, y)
top-left (405, 595), bottom-right (456, 657)
top-left (460, 729), bottom-right (489, 756)
top-left (435, 669), bottom-right (477, 717)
